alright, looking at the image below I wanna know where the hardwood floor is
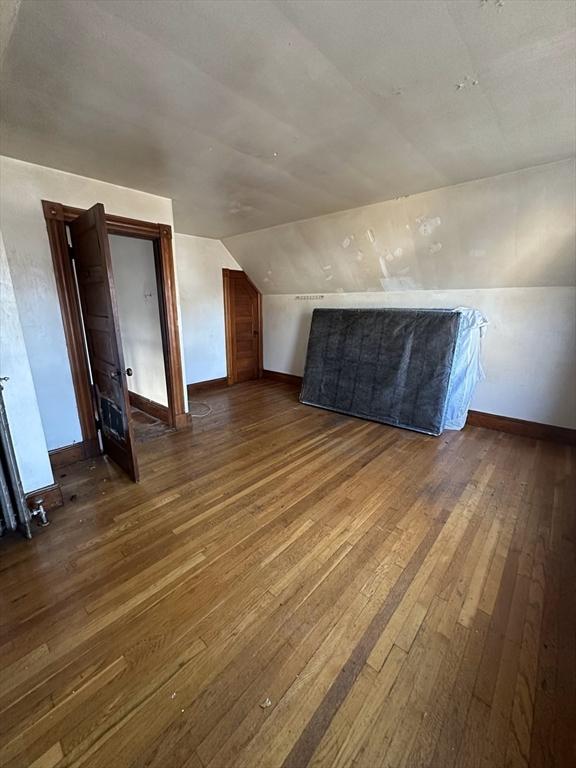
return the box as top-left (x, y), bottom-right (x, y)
top-left (1, 381), bottom-right (574, 768)
top-left (131, 407), bottom-right (175, 443)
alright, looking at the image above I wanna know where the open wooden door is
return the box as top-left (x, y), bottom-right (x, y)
top-left (223, 269), bottom-right (262, 384)
top-left (69, 204), bottom-right (139, 481)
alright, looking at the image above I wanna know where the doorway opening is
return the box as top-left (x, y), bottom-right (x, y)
top-left (43, 200), bottom-right (188, 481)
top-left (222, 269), bottom-right (263, 385)
top-left (109, 234), bottom-right (169, 437)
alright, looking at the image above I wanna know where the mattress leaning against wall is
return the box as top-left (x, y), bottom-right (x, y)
top-left (443, 308), bottom-right (488, 430)
top-left (299, 307), bottom-right (487, 436)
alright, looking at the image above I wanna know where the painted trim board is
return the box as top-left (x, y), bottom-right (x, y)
top-left (187, 378), bottom-right (228, 395)
top-left (26, 483), bottom-right (64, 512)
top-left (466, 410), bottom-right (575, 446)
top-left (129, 391), bottom-right (170, 423)
top-left (49, 442), bottom-right (86, 470)
top-left (263, 370), bottom-right (303, 386)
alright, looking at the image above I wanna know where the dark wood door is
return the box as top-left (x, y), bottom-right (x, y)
top-left (69, 204), bottom-right (139, 481)
top-left (224, 270), bottom-right (262, 384)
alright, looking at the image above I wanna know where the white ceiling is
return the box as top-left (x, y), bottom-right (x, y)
top-left (1, 0), bottom-right (575, 238)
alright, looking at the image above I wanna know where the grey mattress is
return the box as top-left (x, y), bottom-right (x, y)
top-left (299, 308), bottom-right (462, 436)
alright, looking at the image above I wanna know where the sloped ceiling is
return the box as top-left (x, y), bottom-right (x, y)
top-left (223, 159), bottom-right (576, 294)
top-left (1, 0), bottom-right (574, 239)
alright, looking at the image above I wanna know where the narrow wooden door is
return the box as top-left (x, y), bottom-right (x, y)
top-left (223, 270), bottom-right (262, 384)
top-left (69, 204), bottom-right (139, 481)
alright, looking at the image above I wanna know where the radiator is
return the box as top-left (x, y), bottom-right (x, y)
top-left (0, 383), bottom-right (32, 539)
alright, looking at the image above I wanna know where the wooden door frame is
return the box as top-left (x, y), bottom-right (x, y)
top-left (42, 200), bottom-right (188, 461)
top-left (222, 269), bottom-right (263, 386)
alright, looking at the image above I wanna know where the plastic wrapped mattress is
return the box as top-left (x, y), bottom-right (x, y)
top-left (299, 307), bottom-right (487, 436)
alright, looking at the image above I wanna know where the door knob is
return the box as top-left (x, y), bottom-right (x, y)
top-left (126, 368), bottom-right (133, 376)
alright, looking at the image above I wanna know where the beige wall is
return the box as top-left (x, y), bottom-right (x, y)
top-left (0, 156), bottom-right (180, 450)
top-left (0, 230), bottom-right (53, 491)
top-left (175, 234), bottom-right (241, 384)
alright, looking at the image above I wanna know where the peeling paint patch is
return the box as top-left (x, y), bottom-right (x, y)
top-left (456, 75), bottom-right (480, 91)
top-left (378, 254), bottom-right (390, 278)
top-left (341, 236), bottom-right (351, 249)
top-left (429, 242), bottom-right (443, 255)
top-left (366, 228), bottom-right (376, 244)
top-left (384, 248), bottom-right (403, 263)
top-left (380, 276), bottom-right (418, 290)
top-left (322, 264), bottom-right (332, 271)
top-left (416, 216), bottom-right (441, 236)
top-left (229, 201), bottom-right (254, 215)
top-left (325, 274), bottom-right (334, 281)
top-left (481, 0), bottom-right (505, 10)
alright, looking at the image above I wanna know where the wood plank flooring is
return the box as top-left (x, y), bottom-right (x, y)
top-left (1, 380), bottom-right (574, 768)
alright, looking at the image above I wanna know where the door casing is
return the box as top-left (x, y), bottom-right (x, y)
top-left (42, 200), bottom-right (188, 461)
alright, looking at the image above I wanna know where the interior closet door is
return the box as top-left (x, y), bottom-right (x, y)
top-left (69, 203), bottom-right (139, 481)
top-left (224, 270), bottom-right (262, 384)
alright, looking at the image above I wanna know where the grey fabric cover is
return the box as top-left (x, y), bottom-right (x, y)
top-left (300, 308), bottom-right (462, 436)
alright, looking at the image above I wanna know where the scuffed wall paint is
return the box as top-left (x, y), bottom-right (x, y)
top-left (263, 288), bottom-right (576, 429)
top-left (0, 156), bottom-right (178, 450)
top-left (223, 159), bottom-right (575, 294)
top-left (0, 230), bottom-right (53, 492)
top-left (175, 234), bottom-right (242, 384)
